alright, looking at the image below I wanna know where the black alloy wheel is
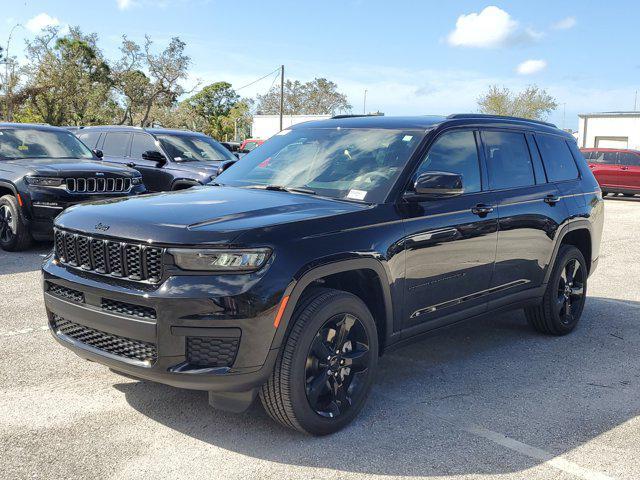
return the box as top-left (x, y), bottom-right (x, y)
top-left (304, 313), bottom-right (371, 418)
top-left (0, 204), bottom-right (13, 244)
top-left (556, 258), bottom-right (585, 326)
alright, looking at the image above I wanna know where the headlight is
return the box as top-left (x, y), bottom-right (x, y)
top-left (169, 248), bottom-right (271, 272)
top-left (131, 177), bottom-right (142, 185)
top-left (25, 176), bottom-right (63, 187)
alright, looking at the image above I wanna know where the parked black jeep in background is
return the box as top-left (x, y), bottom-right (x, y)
top-left (43, 114), bottom-right (603, 435)
top-left (0, 123), bottom-right (144, 251)
top-left (76, 126), bottom-right (238, 192)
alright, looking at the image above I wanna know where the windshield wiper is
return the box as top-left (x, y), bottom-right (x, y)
top-left (265, 185), bottom-right (317, 195)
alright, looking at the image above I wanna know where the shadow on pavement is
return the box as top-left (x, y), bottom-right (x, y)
top-left (115, 295), bottom-right (640, 476)
top-left (0, 244), bottom-right (51, 276)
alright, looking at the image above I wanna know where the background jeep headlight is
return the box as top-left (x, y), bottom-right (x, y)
top-left (26, 176), bottom-right (63, 187)
top-left (169, 248), bottom-right (271, 272)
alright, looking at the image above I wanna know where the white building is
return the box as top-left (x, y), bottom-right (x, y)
top-left (577, 112), bottom-right (640, 149)
top-left (251, 114), bottom-right (331, 140)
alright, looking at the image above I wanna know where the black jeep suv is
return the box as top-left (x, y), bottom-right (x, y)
top-left (76, 126), bottom-right (238, 192)
top-left (0, 123), bottom-right (144, 251)
top-left (43, 114), bottom-right (604, 435)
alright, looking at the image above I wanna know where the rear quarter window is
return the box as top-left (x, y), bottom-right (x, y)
top-left (535, 134), bottom-right (579, 182)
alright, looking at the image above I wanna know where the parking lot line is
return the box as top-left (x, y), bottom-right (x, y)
top-left (0, 325), bottom-right (49, 338)
top-left (429, 413), bottom-right (614, 480)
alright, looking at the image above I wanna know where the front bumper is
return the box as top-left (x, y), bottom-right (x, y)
top-left (25, 185), bottom-right (146, 239)
top-left (42, 255), bottom-right (281, 392)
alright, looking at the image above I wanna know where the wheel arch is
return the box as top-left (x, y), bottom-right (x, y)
top-left (544, 220), bottom-right (593, 284)
top-left (271, 258), bottom-right (395, 355)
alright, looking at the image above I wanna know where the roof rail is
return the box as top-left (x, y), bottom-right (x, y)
top-left (331, 113), bottom-right (384, 119)
top-left (446, 113), bottom-right (556, 128)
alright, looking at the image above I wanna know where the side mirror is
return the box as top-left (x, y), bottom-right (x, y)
top-left (217, 159), bottom-right (237, 176)
top-left (142, 150), bottom-right (167, 167)
top-left (93, 149), bottom-right (104, 159)
top-left (406, 171), bottom-right (464, 200)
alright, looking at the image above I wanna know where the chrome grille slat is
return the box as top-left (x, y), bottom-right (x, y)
top-left (53, 229), bottom-right (163, 283)
top-left (65, 176), bottom-right (131, 193)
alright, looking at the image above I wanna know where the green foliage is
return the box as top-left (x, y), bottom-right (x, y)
top-left (478, 84), bottom-right (558, 120)
top-left (256, 77), bottom-right (351, 115)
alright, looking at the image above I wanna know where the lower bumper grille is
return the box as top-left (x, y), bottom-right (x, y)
top-left (46, 282), bottom-right (85, 303)
top-left (101, 298), bottom-right (157, 320)
top-left (186, 337), bottom-right (239, 367)
top-left (52, 315), bottom-right (157, 365)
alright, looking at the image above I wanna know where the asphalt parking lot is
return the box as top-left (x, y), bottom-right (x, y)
top-left (1, 197), bottom-right (639, 480)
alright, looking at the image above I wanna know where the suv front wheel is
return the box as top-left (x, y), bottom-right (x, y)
top-left (260, 288), bottom-right (378, 435)
top-left (0, 195), bottom-right (32, 251)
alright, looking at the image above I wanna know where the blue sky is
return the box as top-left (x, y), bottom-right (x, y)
top-left (2, 0), bottom-right (639, 129)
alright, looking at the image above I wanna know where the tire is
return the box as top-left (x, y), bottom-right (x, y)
top-left (525, 245), bottom-right (587, 335)
top-left (0, 195), bottom-right (32, 252)
top-left (623, 193), bottom-right (635, 197)
top-left (260, 288), bottom-right (379, 435)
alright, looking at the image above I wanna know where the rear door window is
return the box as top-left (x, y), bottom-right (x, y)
top-left (482, 130), bottom-right (535, 190)
top-left (619, 152), bottom-right (640, 167)
top-left (102, 132), bottom-right (131, 158)
top-left (535, 134), bottom-right (580, 182)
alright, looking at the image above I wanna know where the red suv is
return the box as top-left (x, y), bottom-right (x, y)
top-left (580, 148), bottom-right (640, 197)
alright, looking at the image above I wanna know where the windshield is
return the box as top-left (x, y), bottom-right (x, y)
top-left (216, 127), bottom-right (424, 203)
top-left (0, 128), bottom-right (95, 160)
top-left (156, 134), bottom-right (236, 162)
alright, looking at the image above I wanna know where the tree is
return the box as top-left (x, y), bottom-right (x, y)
top-left (112, 35), bottom-right (191, 126)
top-left (477, 85), bottom-right (558, 120)
top-left (185, 81), bottom-right (239, 137)
top-left (22, 26), bottom-right (116, 125)
top-left (256, 77), bottom-right (350, 115)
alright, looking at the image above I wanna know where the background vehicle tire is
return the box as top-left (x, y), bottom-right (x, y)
top-left (525, 245), bottom-right (587, 335)
top-left (0, 195), bottom-right (32, 252)
top-left (260, 288), bottom-right (378, 435)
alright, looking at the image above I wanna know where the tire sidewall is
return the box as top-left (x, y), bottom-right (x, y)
top-left (547, 246), bottom-right (588, 334)
top-left (288, 293), bottom-right (379, 435)
top-left (0, 195), bottom-right (20, 250)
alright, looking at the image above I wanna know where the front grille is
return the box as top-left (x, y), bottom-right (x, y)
top-left (186, 337), bottom-right (239, 368)
top-left (46, 282), bottom-right (85, 303)
top-left (101, 298), bottom-right (157, 320)
top-left (52, 315), bottom-right (156, 364)
top-left (66, 177), bottom-right (131, 193)
top-left (54, 229), bottom-right (164, 283)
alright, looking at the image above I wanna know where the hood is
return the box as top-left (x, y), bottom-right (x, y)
top-left (5, 158), bottom-right (138, 176)
top-left (54, 185), bottom-right (366, 245)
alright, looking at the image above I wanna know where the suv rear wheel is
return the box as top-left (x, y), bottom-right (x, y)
top-left (260, 288), bottom-right (378, 435)
top-left (0, 195), bottom-right (32, 251)
top-left (525, 245), bottom-right (587, 335)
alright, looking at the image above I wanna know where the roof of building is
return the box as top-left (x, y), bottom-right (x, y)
top-left (579, 111), bottom-right (640, 117)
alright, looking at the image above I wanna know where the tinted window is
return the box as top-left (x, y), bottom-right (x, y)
top-left (76, 131), bottom-right (101, 149)
top-left (482, 131), bottom-right (535, 189)
top-left (601, 152), bottom-right (618, 164)
top-left (619, 152), bottom-right (640, 167)
top-left (131, 133), bottom-right (158, 159)
top-left (102, 132), bottom-right (131, 157)
top-left (156, 134), bottom-right (236, 162)
top-left (416, 130), bottom-right (481, 194)
top-left (536, 134), bottom-right (579, 182)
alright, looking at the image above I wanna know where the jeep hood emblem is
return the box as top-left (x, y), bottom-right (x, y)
top-left (95, 222), bottom-right (110, 232)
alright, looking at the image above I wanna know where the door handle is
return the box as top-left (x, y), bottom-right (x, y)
top-left (471, 204), bottom-right (494, 216)
top-left (544, 194), bottom-right (560, 205)
top-left (126, 162), bottom-right (136, 168)
top-left (620, 166), bottom-right (629, 171)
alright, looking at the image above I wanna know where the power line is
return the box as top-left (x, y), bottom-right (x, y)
top-left (235, 67), bottom-right (282, 92)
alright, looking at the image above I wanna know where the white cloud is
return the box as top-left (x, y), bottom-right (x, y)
top-left (25, 13), bottom-right (60, 33)
top-left (516, 59), bottom-right (547, 75)
top-left (553, 16), bottom-right (576, 30)
top-left (447, 6), bottom-right (540, 48)
top-left (116, 0), bottom-right (135, 10)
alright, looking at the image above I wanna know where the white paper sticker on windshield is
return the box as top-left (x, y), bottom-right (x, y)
top-left (402, 135), bottom-right (413, 142)
top-left (276, 129), bottom-right (291, 135)
top-left (347, 189), bottom-right (367, 200)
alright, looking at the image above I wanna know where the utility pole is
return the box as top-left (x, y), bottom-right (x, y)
top-left (279, 65), bottom-right (284, 131)
top-left (363, 89), bottom-right (368, 114)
